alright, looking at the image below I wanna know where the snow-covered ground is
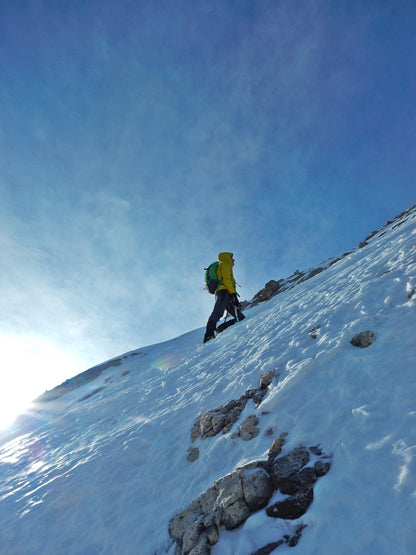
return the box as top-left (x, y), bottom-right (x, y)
top-left (1, 207), bottom-right (415, 555)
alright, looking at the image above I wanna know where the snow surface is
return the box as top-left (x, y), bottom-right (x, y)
top-left (1, 207), bottom-right (416, 555)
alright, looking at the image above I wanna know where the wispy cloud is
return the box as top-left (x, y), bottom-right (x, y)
top-left (0, 0), bottom-right (415, 401)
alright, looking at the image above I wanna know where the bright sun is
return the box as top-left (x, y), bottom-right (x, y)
top-left (0, 335), bottom-right (83, 430)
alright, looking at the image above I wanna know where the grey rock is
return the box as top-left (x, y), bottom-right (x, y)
top-left (266, 487), bottom-right (314, 520)
top-left (215, 472), bottom-right (244, 510)
top-left (314, 459), bottom-right (331, 477)
top-left (251, 540), bottom-right (285, 555)
top-left (266, 433), bottom-right (288, 465)
top-left (279, 466), bottom-right (317, 495)
top-left (169, 498), bottom-right (203, 545)
top-left (183, 519), bottom-right (204, 554)
top-left (206, 524), bottom-right (219, 546)
top-left (239, 415), bottom-right (260, 441)
top-left (171, 442), bottom-right (331, 553)
top-left (187, 447), bottom-right (200, 463)
top-left (187, 531), bottom-right (210, 555)
top-left (241, 468), bottom-right (274, 511)
top-left (351, 331), bottom-right (376, 348)
top-left (221, 498), bottom-right (251, 530)
top-left (259, 370), bottom-right (276, 389)
top-left (270, 445), bottom-right (310, 487)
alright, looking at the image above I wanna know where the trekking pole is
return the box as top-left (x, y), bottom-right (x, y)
top-left (233, 294), bottom-right (239, 322)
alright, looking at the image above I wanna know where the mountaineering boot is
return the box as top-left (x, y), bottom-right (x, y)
top-left (216, 319), bottom-right (236, 334)
top-left (203, 333), bottom-right (215, 343)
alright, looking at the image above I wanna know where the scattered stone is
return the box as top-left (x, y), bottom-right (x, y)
top-left (191, 380), bottom-right (275, 443)
top-left (77, 386), bottom-right (106, 402)
top-left (187, 447), bottom-right (200, 463)
top-left (264, 427), bottom-right (274, 436)
top-left (287, 523), bottom-right (308, 546)
top-left (309, 324), bottom-right (321, 339)
top-left (408, 288), bottom-right (415, 299)
top-left (239, 415), bottom-right (260, 441)
top-left (309, 444), bottom-right (323, 456)
top-left (351, 331), bottom-right (376, 348)
top-left (251, 539), bottom-right (285, 554)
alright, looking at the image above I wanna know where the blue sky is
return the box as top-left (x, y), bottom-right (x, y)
top-left (0, 0), bottom-right (415, 410)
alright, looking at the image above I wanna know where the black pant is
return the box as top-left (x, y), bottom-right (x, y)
top-left (205, 290), bottom-right (244, 337)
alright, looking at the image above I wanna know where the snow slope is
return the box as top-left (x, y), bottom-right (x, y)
top-left (1, 207), bottom-right (415, 555)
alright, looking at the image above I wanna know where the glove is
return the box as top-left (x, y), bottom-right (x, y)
top-left (230, 293), bottom-right (240, 307)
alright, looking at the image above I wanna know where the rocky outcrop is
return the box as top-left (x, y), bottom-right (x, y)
top-left (245, 205), bottom-right (416, 310)
top-left (251, 280), bottom-right (284, 305)
top-left (169, 440), bottom-right (331, 554)
top-left (190, 371), bottom-right (278, 445)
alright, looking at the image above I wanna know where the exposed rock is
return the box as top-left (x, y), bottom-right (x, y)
top-left (266, 433), bottom-right (288, 465)
top-left (193, 398), bottom-right (248, 441)
top-left (188, 532), bottom-right (210, 555)
top-left (183, 520), bottom-right (205, 554)
top-left (309, 324), bottom-right (321, 339)
top-left (287, 523), bottom-right (308, 546)
top-left (351, 331), bottom-right (376, 348)
top-left (253, 523), bottom-right (307, 552)
top-left (279, 466), bottom-right (317, 495)
top-left (269, 445), bottom-right (310, 487)
top-left (191, 380), bottom-right (275, 443)
top-left (170, 442), bottom-right (331, 554)
top-left (266, 487), bottom-right (314, 520)
top-left (205, 525), bottom-right (219, 547)
top-left (169, 498), bottom-right (203, 545)
top-left (314, 459), bottom-right (331, 477)
top-left (251, 540), bottom-right (284, 555)
top-left (238, 415), bottom-right (260, 441)
top-left (191, 419), bottom-right (202, 443)
top-left (300, 267), bottom-right (324, 282)
top-left (251, 280), bottom-right (283, 305)
top-left (259, 369), bottom-right (277, 389)
top-left (77, 386), bottom-right (106, 402)
top-left (241, 468), bottom-right (274, 511)
top-left (222, 498), bottom-right (251, 530)
top-left (187, 447), bottom-right (200, 462)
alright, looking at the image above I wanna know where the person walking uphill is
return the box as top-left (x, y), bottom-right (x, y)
top-left (203, 252), bottom-right (245, 343)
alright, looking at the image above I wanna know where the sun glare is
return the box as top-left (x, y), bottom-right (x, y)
top-left (0, 335), bottom-right (83, 430)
